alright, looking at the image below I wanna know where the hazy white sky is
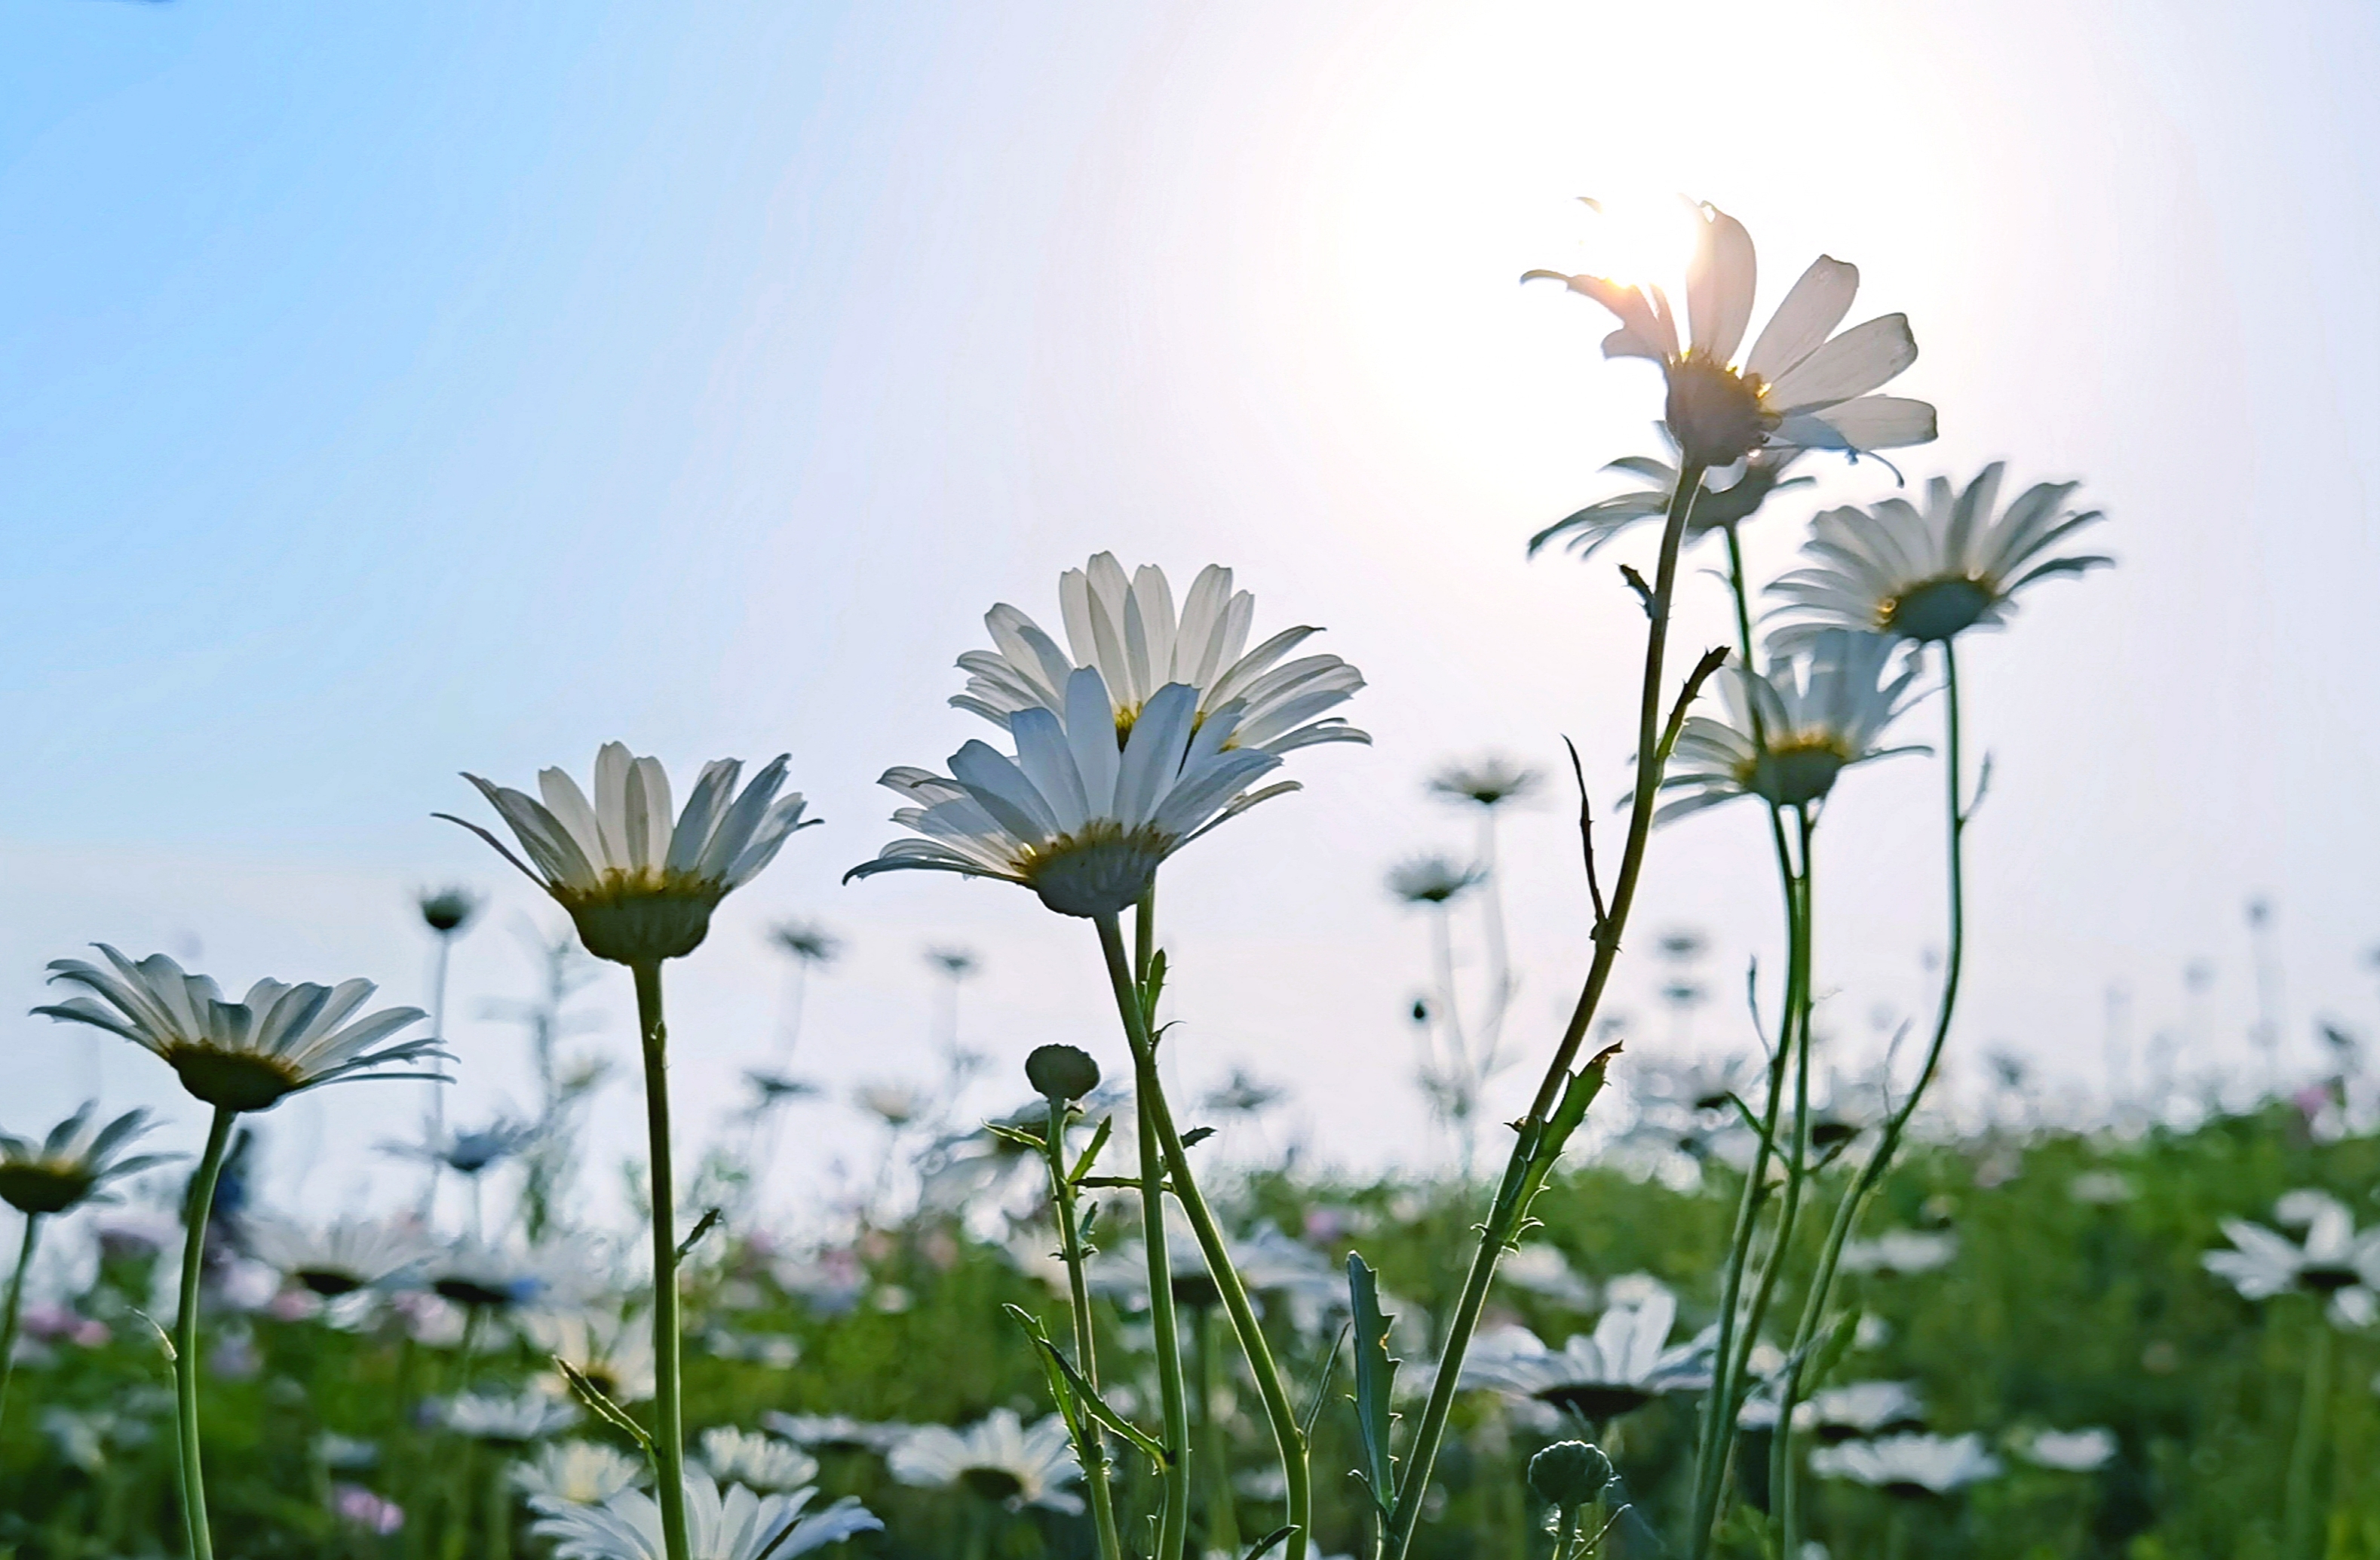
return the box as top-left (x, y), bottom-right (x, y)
top-left (2, 2), bottom-right (2375, 1227)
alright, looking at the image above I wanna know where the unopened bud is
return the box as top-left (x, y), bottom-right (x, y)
top-left (1528, 1439), bottom-right (1612, 1508)
top-left (1026, 1044), bottom-right (1101, 1103)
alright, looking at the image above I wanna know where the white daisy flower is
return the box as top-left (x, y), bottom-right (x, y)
top-left (950, 554), bottom-right (1366, 756)
top-left (420, 1237), bottom-right (581, 1316)
top-left (441, 1389), bottom-right (580, 1446)
top-left (523, 1307), bottom-right (658, 1403)
top-left (759, 1413), bottom-right (913, 1454)
top-left (1768, 464), bottom-right (2110, 651)
top-left (0, 1103), bottom-right (174, 1217)
top-left (1803, 1381), bottom-right (1926, 1443)
top-left (846, 668), bottom-right (1294, 919)
top-left (36, 947), bottom-right (438, 1115)
top-left (442, 742), bottom-right (819, 966)
top-left (1658, 631), bottom-right (1922, 822)
top-left (1427, 755), bottom-right (1541, 808)
top-left (698, 1427), bottom-right (818, 1494)
top-left (1387, 855), bottom-right (1481, 907)
top-left (1531, 447), bottom-right (1814, 560)
top-left (2203, 1190), bottom-right (2380, 1328)
top-left (380, 1116), bottom-right (539, 1177)
top-left (1837, 1230), bottom-right (1959, 1277)
top-left (1528, 201), bottom-right (1935, 468)
top-left (245, 1215), bottom-right (430, 1298)
top-left (2018, 1426), bottom-right (2118, 1472)
top-left (1808, 1431), bottom-right (2001, 1497)
top-left (513, 1440), bottom-right (649, 1509)
top-left (1458, 1284), bottom-right (1714, 1421)
top-left (888, 1409), bottom-right (1084, 1514)
top-left (532, 1469), bottom-right (880, 1560)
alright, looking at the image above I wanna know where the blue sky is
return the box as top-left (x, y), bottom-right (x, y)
top-left (3, 2), bottom-right (2376, 1222)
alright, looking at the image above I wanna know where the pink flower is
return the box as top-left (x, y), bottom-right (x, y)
top-left (331, 1484), bottom-right (404, 1534)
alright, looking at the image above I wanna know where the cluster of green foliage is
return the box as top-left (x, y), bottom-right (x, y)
top-left (0, 1102), bottom-right (2373, 1559)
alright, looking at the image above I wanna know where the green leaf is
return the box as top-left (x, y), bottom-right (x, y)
top-left (1066, 1116), bottom-right (1115, 1184)
top-left (1180, 1126), bottom-right (1216, 1149)
top-left (1003, 1304), bottom-right (1168, 1471)
top-left (551, 1356), bottom-right (655, 1456)
top-left (1243, 1526), bottom-right (1297, 1560)
top-left (986, 1121), bottom-right (1046, 1153)
top-left (1348, 1251), bottom-right (1400, 1516)
top-left (674, 1205), bottom-right (725, 1262)
top-left (1302, 1322), bottom-right (1350, 1441)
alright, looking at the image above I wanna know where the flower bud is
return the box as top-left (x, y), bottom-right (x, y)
top-left (1025, 1044), bottom-right (1101, 1103)
top-left (1528, 1439), bottom-right (1612, 1508)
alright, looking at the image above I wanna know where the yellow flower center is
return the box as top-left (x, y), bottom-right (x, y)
top-left (1665, 353), bottom-right (1780, 470)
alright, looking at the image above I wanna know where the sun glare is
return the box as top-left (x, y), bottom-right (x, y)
top-left (1569, 192), bottom-right (1701, 295)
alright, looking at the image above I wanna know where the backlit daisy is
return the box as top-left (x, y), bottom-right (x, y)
top-left (0, 1103), bottom-right (173, 1218)
top-left (2203, 1190), bottom-right (2380, 1328)
top-left (1658, 631), bottom-right (1922, 821)
top-left (950, 554), bottom-right (1366, 755)
top-left (1459, 1284), bottom-right (1714, 1421)
top-left (1528, 201), bottom-right (1935, 468)
top-left (1808, 1431), bottom-right (2000, 1498)
top-left (532, 1469), bottom-right (880, 1560)
top-left (847, 669), bottom-right (1293, 918)
top-left (1767, 465), bottom-right (2110, 652)
top-left (888, 1409), bottom-right (1083, 1514)
top-left (525, 1307), bottom-right (658, 1403)
top-left (246, 1215), bottom-right (430, 1298)
top-left (441, 1389), bottom-right (580, 1447)
top-left (1530, 447), bottom-right (1812, 560)
top-left (698, 1426), bottom-right (818, 1494)
top-left (443, 743), bottom-right (818, 966)
top-left (36, 947), bottom-right (438, 1115)
top-left (514, 1440), bottom-right (649, 1511)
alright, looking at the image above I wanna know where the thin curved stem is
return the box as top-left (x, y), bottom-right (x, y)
top-left (1774, 638), bottom-right (1970, 1556)
top-left (1044, 1098), bottom-right (1124, 1560)
top-left (1765, 808), bottom-right (1819, 1545)
top-left (0, 1212), bottom-right (38, 1433)
top-left (1686, 533), bottom-right (1811, 1555)
top-left (633, 961), bottom-right (692, 1560)
top-left (1098, 913), bottom-right (1310, 1560)
top-left (1384, 462), bottom-right (1707, 1560)
top-left (176, 1106), bottom-right (236, 1560)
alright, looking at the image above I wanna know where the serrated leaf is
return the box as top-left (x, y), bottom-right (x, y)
top-left (986, 1121), bottom-right (1047, 1152)
top-left (1348, 1251), bottom-right (1400, 1515)
top-left (1003, 1304), bottom-right (1168, 1470)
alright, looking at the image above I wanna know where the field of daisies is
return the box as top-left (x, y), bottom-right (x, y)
top-left (5, 203), bottom-right (2378, 1560)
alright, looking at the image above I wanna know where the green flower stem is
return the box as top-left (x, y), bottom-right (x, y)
top-left (1118, 926), bottom-right (1194, 1560)
top-left (0, 1211), bottom-right (40, 1433)
top-left (175, 1105), bottom-right (236, 1560)
top-left (1042, 1097), bottom-right (1125, 1560)
top-left (1551, 1505), bottom-right (1580, 1560)
top-left (1195, 1305), bottom-right (1242, 1554)
top-left (1762, 810), bottom-right (1820, 1541)
top-left (1382, 462), bottom-right (1707, 1560)
top-left (632, 960), bottom-right (692, 1560)
top-left (1687, 522), bottom-right (1824, 1555)
top-left (2285, 1310), bottom-right (2334, 1560)
top-left (1096, 912), bottom-right (1310, 1560)
top-left (487, 1448), bottom-right (514, 1560)
top-left (1773, 638), bottom-right (1971, 1559)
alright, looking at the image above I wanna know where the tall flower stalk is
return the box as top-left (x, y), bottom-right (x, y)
top-left (35, 950), bottom-right (438, 1559)
top-left (1390, 198), bottom-right (1934, 1560)
top-left (853, 559), bottom-right (1365, 1560)
top-left (446, 743), bottom-right (818, 1560)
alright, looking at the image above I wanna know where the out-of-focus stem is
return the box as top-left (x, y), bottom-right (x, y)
top-left (2284, 1310), bottom-right (2333, 1560)
top-left (0, 1212), bottom-right (40, 1432)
